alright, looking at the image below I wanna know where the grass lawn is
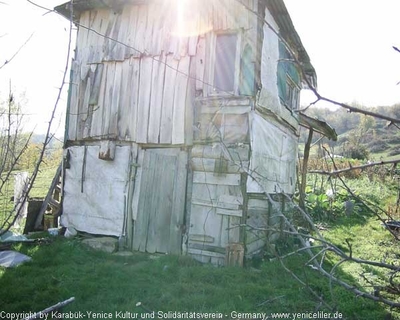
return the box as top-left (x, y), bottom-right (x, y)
top-left (0, 222), bottom-right (398, 320)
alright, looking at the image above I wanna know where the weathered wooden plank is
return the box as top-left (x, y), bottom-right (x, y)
top-left (172, 56), bottom-right (190, 144)
top-left (150, 2), bottom-right (167, 55)
top-left (133, 149), bottom-right (155, 251)
top-left (220, 214), bottom-right (230, 247)
top-left (147, 55), bottom-right (166, 143)
top-left (67, 60), bottom-right (79, 140)
top-left (188, 35), bottom-right (198, 56)
top-left (188, 241), bottom-right (226, 254)
top-left (189, 234), bottom-right (215, 243)
top-left (76, 73), bottom-right (90, 140)
top-left (195, 36), bottom-right (205, 91)
top-left (189, 204), bottom-right (221, 242)
top-left (177, 37), bottom-right (189, 59)
top-left (248, 198), bottom-right (269, 210)
top-left (118, 59), bottom-right (132, 140)
top-left (191, 183), bottom-right (242, 208)
top-left (131, 147), bottom-right (145, 221)
top-left (218, 194), bottom-right (243, 207)
top-left (81, 75), bottom-right (92, 139)
top-left (109, 62), bottom-right (122, 136)
top-left (134, 5), bottom-right (147, 54)
top-left (146, 152), bottom-right (174, 253)
top-left (127, 58), bottom-right (141, 141)
top-left (216, 208), bottom-right (242, 217)
top-left (200, 106), bottom-right (251, 115)
top-left (188, 247), bottom-right (225, 257)
top-left (184, 56), bottom-right (195, 146)
top-left (160, 55), bottom-right (178, 143)
top-left (169, 151), bottom-right (188, 254)
top-left (90, 63), bottom-right (107, 138)
top-left (126, 144), bottom-right (139, 250)
top-left (229, 216), bottom-right (241, 243)
top-left (196, 97), bottom-right (251, 107)
top-left (87, 9), bottom-right (108, 64)
top-left (191, 158), bottom-right (247, 174)
top-left (125, 6), bottom-right (138, 58)
top-left (77, 11), bottom-right (90, 68)
top-left (136, 57), bottom-right (153, 143)
top-left (89, 63), bottom-right (104, 105)
top-left (101, 62), bottom-right (116, 136)
top-left (102, 11), bottom-right (118, 61)
top-left (191, 144), bottom-right (250, 161)
top-left (113, 7), bottom-right (130, 61)
top-left (193, 172), bottom-right (241, 186)
top-left (188, 248), bottom-right (225, 258)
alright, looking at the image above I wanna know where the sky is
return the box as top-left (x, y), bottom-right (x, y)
top-left (0, 0), bottom-right (399, 135)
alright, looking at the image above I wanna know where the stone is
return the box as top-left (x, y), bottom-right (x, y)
top-left (82, 237), bottom-right (118, 253)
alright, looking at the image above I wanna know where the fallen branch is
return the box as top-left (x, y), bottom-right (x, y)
top-left (22, 297), bottom-right (75, 320)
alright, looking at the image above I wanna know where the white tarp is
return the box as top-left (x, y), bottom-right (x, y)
top-left (247, 112), bottom-right (297, 194)
top-left (61, 145), bottom-right (132, 236)
top-left (0, 250), bottom-right (31, 268)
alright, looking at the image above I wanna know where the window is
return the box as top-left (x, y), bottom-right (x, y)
top-left (209, 32), bottom-right (241, 95)
top-left (285, 76), bottom-right (300, 110)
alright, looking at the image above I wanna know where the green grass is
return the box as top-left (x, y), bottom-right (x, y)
top-left (0, 234), bottom-right (395, 319)
top-left (0, 164), bottom-right (59, 230)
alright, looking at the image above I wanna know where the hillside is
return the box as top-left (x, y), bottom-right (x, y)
top-left (300, 104), bottom-right (400, 160)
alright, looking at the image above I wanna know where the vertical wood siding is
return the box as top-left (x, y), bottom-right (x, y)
top-left (67, 0), bottom-right (257, 144)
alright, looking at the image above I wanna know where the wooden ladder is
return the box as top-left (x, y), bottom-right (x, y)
top-left (34, 163), bottom-right (62, 230)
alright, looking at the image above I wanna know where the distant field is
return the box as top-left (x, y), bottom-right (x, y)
top-left (0, 164), bottom-right (59, 232)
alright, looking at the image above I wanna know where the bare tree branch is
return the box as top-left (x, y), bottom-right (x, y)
top-left (309, 158), bottom-right (400, 176)
top-left (0, 33), bottom-right (34, 70)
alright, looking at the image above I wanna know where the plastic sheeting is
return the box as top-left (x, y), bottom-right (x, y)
top-left (247, 112), bottom-right (297, 194)
top-left (0, 250), bottom-right (31, 268)
top-left (61, 145), bottom-right (132, 236)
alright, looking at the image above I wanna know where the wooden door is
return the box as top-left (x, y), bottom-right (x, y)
top-left (131, 148), bottom-right (187, 254)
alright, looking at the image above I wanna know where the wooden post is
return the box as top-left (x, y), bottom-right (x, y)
top-left (299, 128), bottom-right (313, 210)
top-left (225, 243), bottom-right (244, 267)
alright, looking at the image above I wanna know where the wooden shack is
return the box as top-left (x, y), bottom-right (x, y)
top-left (55, 0), bottom-right (327, 265)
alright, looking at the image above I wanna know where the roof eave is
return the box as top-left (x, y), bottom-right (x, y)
top-left (265, 0), bottom-right (317, 88)
top-left (298, 112), bottom-right (337, 141)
